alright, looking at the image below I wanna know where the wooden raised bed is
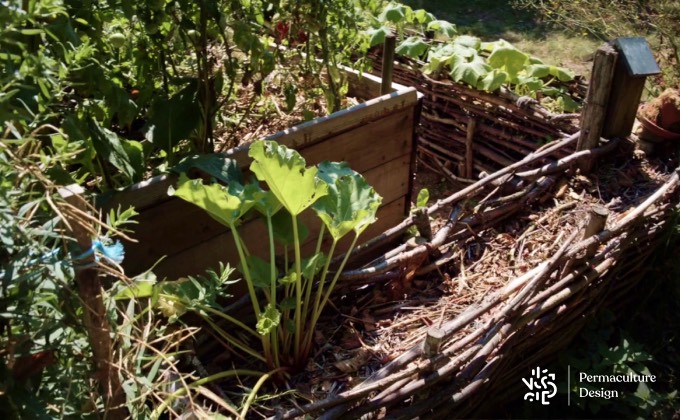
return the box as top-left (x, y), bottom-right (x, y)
top-left (98, 70), bottom-right (422, 279)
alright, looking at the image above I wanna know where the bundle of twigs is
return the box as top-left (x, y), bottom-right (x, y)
top-left (267, 131), bottom-right (679, 418)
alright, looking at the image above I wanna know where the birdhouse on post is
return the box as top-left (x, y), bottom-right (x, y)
top-left (602, 37), bottom-right (661, 138)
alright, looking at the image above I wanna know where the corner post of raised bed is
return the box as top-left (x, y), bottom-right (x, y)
top-left (58, 184), bottom-right (127, 419)
top-left (583, 205), bottom-right (609, 258)
top-left (577, 44), bottom-right (618, 173)
top-left (380, 34), bottom-right (396, 95)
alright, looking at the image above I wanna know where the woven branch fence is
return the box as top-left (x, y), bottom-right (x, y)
top-left (258, 52), bottom-right (680, 419)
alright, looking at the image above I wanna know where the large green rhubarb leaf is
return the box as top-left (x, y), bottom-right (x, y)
top-left (169, 173), bottom-right (254, 227)
top-left (249, 141), bottom-right (327, 216)
top-left (313, 161), bottom-right (382, 240)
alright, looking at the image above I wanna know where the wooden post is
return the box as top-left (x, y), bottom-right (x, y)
top-left (577, 44), bottom-right (618, 173)
top-left (465, 118), bottom-right (476, 179)
top-left (59, 185), bottom-right (127, 419)
top-left (423, 327), bottom-right (445, 357)
top-left (380, 34), bottom-right (396, 95)
top-left (583, 206), bottom-right (609, 258)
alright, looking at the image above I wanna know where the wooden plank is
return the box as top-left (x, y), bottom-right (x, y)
top-left (101, 89), bottom-right (418, 212)
top-left (227, 88), bottom-right (418, 164)
top-left (152, 196), bottom-right (407, 281)
top-left (123, 154), bottom-right (412, 276)
top-left (298, 107), bottom-right (413, 171)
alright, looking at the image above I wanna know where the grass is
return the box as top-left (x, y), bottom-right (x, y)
top-left (403, 0), bottom-right (600, 77)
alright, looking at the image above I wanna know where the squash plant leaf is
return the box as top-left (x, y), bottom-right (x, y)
top-left (517, 75), bottom-right (544, 92)
top-left (313, 161), bottom-right (382, 240)
top-left (427, 20), bottom-right (456, 38)
top-left (171, 154), bottom-right (244, 185)
top-left (454, 35), bottom-right (481, 50)
top-left (550, 66), bottom-right (575, 82)
top-left (478, 69), bottom-right (508, 92)
top-left (413, 9), bottom-right (435, 24)
top-left (256, 303), bottom-right (280, 336)
top-left (366, 26), bottom-right (391, 47)
top-left (527, 64), bottom-right (574, 82)
top-left (450, 56), bottom-right (490, 88)
top-left (271, 208), bottom-right (309, 246)
top-left (241, 255), bottom-right (277, 289)
top-left (396, 36), bottom-right (429, 59)
top-left (480, 39), bottom-right (514, 53)
top-left (487, 46), bottom-right (529, 81)
top-left (249, 141), bottom-right (327, 216)
top-left (379, 3), bottom-right (410, 24)
top-left (526, 64), bottom-right (551, 79)
top-left (169, 173), bottom-right (254, 227)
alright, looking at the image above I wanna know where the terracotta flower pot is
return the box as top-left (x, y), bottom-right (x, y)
top-left (637, 88), bottom-right (680, 143)
top-left (637, 110), bottom-right (680, 142)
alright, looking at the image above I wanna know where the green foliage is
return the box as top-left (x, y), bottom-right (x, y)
top-left (172, 140), bottom-right (382, 370)
top-left (0, 0), bottom-right (373, 192)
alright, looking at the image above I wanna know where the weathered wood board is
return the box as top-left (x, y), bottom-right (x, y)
top-left (100, 83), bottom-right (420, 279)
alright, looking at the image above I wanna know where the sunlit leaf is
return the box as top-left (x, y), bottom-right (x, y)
top-left (480, 39), bottom-right (514, 53)
top-left (450, 56), bottom-right (491, 87)
top-left (366, 26), bottom-right (391, 47)
top-left (478, 69), bottom-right (508, 92)
top-left (396, 36), bottom-right (429, 58)
top-left (249, 141), bottom-right (327, 216)
top-left (416, 188), bottom-right (429, 208)
top-left (313, 161), bottom-right (382, 239)
top-left (427, 20), bottom-right (456, 38)
top-left (413, 9), bottom-right (435, 24)
top-left (379, 3), bottom-right (409, 24)
top-left (488, 46), bottom-right (529, 80)
top-left (256, 304), bottom-right (280, 335)
top-left (169, 173), bottom-right (254, 227)
top-left (454, 35), bottom-right (481, 50)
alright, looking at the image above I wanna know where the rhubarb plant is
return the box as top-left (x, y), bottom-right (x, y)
top-left (170, 140), bottom-right (381, 369)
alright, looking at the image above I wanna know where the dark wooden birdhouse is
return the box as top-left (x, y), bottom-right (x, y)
top-left (603, 37), bottom-right (661, 138)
